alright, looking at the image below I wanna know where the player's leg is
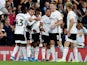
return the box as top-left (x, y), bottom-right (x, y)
top-left (26, 32), bottom-right (32, 61)
top-left (49, 33), bottom-right (56, 61)
top-left (70, 34), bottom-right (79, 62)
top-left (42, 35), bottom-right (48, 61)
top-left (42, 43), bottom-right (46, 61)
top-left (10, 44), bottom-right (20, 61)
top-left (10, 34), bottom-right (22, 61)
top-left (27, 40), bottom-right (32, 61)
top-left (57, 34), bottom-right (63, 53)
top-left (46, 44), bottom-right (50, 61)
top-left (72, 43), bottom-right (79, 62)
top-left (31, 44), bottom-right (35, 61)
top-left (57, 41), bottom-right (70, 62)
top-left (20, 44), bottom-right (27, 61)
top-left (34, 33), bottom-right (40, 61)
top-left (57, 41), bottom-right (63, 53)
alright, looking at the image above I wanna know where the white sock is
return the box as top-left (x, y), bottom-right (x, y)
top-left (31, 46), bottom-right (35, 58)
top-left (73, 47), bottom-right (78, 61)
top-left (42, 47), bottom-right (46, 60)
top-left (50, 45), bottom-right (56, 61)
top-left (20, 46), bottom-right (27, 60)
top-left (59, 45), bottom-right (63, 53)
top-left (62, 47), bottom-right (69, 60)
top-left (19, 47), bottom-right (23, 59)
top-left (35, 47), bottom-right (39, 60)
top-left (46, 49), bottom-right (50, 60)
top-left (27, 45), bottom-right (31, 58)
top-left (12, 45), bottom-right (19, 57)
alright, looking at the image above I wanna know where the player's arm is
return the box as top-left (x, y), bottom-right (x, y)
top-left (73, 0), bottom-right (79, 5)
top-left (34, 15), bottom-right (41, 21)
top-left (55, 19), bottom-right (63, 26)
top-left (39, 22), bottom-right (45, 32)
top-left (68, 18), bottom-right (74, 35)
top-left (50, 13), bottom-right (63, 29)
top-left (29, 17), bottom-right (34, 22)
top-left (50, 19), bottom-right (63, 29)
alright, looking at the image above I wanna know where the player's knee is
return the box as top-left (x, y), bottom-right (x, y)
top-left (50, 40), bottom-right (55, 45)
top-left (64, 41), bottom-right (70, 47)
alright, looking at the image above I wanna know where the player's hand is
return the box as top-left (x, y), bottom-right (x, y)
top-left (40, 22), bottom-right (43, 26)
top-left (67, 30), bottom-right (71, 37)
top-left (33, 29), bottom-right (37, 33)
top-left (50, 24), bottom-right (56, 29)
top-left (40, 28), bottom-right (45, 32)
top-left (36, 16), bottom-right (41, 21)
top-left (29, 18), bottom-right (33, 22)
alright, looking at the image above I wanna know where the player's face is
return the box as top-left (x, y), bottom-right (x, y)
top-left (46, 9), bottom-right (51, 17)
top-left (29, 10), bottom-right (35, 16)
top-left (50, 4), bottom-right (56, 12)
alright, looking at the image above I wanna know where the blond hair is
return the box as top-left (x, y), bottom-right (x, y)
top-left (66, 2), bottom-right (73, 9)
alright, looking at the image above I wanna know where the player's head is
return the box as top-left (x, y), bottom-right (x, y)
top-left (66, 2), bottom-right (73, 12)
top-left (45, 8), bottom-right (51, 17)
top-left (21, 7), bottom-right (27, 14)
top-left (50, 2), bottom-right (56, 12)
top-left (35, 8), bottom-right (41, 17)
top-left (27, 7), bottom-right (35, 16)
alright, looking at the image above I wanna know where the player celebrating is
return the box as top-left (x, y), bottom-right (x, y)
top-left (25, 8), bottom-right (36, 61)
top-left (10, 9), bottom-right (27, 61)
top-left (40, 8), bottom-right (51, 61)
top-left (57, 2), bottom-right (79, 62)
top-left (31, 9), bottom-right (41, 62)
top-left (49, 3), bottom-right (63, 61)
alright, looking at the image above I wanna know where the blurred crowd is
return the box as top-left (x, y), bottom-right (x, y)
top-left (0, 0), bottom-right (87, 46)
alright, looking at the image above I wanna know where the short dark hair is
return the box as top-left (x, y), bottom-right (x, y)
top-left (46, 8), bottom-right (50, 11)
top-left (21, 8), bottom-right (27, 13)
top-left (29, 7), bottom-right (35, 10)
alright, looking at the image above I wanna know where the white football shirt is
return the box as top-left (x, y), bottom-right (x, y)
top-left (41, 15), bottom-right (51, 36)
top-left (50, 10), bottom-right (63, 33)
top-left (14, 13), bottom-right (27, 35)
top-left (67, 11), bottom-right (78, 34)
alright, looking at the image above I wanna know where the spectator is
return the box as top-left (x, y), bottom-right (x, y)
top-left (8, 7), bottom-right (16, 25)
top-left (26, 0), bottom-right (33, 9)
top-left (0, 0), bottom-right (9, 14)
top-left (42, 1), bottom-right (50, 15)
top-left (80, 2), bottom-right (87, 28)
top-left (9, 0), bottom-right (14, 8)
top-left (72, 3), bottom-right (82, 21)
top-left (76, 22), bottom-right (87, 48)
top-left (0, 22), bottom-right (7, 46)
top-left (13, 0), bottom-right (20, 8)
top-left (4, 17), bottom-right (14, 46)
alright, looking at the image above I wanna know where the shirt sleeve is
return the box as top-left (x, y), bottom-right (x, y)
top-left (56, 12), bottom-right (63, 20)
top-left (83, 27), bottom-right (87, 34)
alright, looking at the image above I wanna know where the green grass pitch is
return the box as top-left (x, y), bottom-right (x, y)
top-left (0, 61), bottom-right (87, 65)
